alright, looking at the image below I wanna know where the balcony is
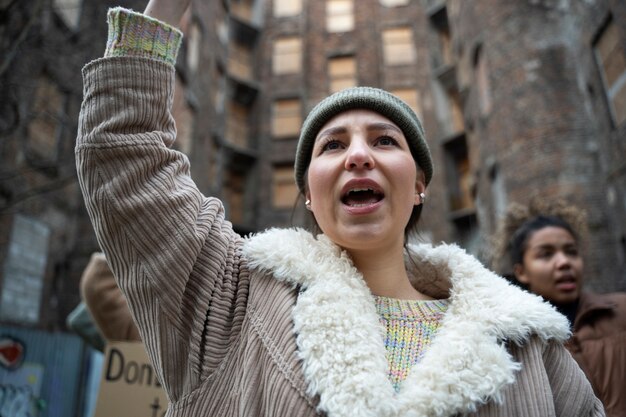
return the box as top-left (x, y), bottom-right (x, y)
top-left (230, 0), bottom-right (262, 33)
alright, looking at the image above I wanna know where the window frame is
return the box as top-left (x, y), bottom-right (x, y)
top-left (593, 16), bottom-right (626, 128)
top-left (273, 37), bottom-right (303, 75)
top-left (272, 165), bottom-right (299, 209)
top-left (326, 0), bottom-right (355, 33)
top-left (382, 27), bottom-right (416, 66)
top-left (328, 56), bottom-right (357, 93)
top-left (272, 98), bottom-right (302, 139)
top-left (274, 0), bottom-right (303, 17)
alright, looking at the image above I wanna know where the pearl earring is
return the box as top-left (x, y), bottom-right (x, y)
top-left (305, 199), bottom-right (312, 211)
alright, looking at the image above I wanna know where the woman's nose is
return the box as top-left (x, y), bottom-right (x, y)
top-left (344, 140), bottom-right (375, 170)
top-left (554, 251), bottom-right (572, 268)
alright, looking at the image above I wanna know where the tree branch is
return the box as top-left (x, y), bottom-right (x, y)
top-left (0, 174), bottom-right (77, 213)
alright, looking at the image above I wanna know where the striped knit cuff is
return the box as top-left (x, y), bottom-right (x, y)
top-left (105, 7), bottom-right (182, 66)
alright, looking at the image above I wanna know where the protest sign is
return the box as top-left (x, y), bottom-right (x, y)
top-left (94, 341), bottom-right (168, 417)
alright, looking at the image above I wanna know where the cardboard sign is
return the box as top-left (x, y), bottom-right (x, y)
top-left (94, 341), bottom-right (168, 417)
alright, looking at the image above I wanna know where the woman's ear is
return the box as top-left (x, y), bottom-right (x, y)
top-left (513, 263), bottom-right (530, 285)
top-left (304, 190), bottom-right (313, 211)
top-left (414, 170), bottom-right (426, 205)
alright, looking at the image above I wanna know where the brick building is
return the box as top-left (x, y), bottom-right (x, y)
top-left (1, 0), bottom-right (625, 333)
top-left (0, 0), bottom-right (127, 330)
top-left (0, 0), bottom-right (262, 330)
top-left (442, 0), bottom-right (626, 290)
top-left (255, 0), bottom-right (626, 291)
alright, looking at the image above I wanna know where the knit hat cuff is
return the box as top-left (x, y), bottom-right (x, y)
top-left (294, 87), bottom-right (433, 193)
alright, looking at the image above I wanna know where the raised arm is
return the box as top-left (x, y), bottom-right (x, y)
top-left (76, 4), bottom-right (248, 402)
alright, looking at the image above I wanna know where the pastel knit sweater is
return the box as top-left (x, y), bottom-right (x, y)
top-left (374, 296), bottom-right (449, 391)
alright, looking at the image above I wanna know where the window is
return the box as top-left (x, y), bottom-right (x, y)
top-left (452, 214), bottom-right (480, 255)
top-left (273, 166), bottom-right (299, 208)
top-left (380, 0), bottom-right (410, 6)
top-left (437, 24), bottom-right (452, 67)
top-left (594, 19), bottom-right (626, 126)
top-left (0, 215), bottom-right (50, 324)
top-left (273, 37), bottom-right (302, 75)
top-left (444, 134), bottom-right (478, 253)
top-left (329, 56), bottom-right (357, 93)
top-left (226, 101), bottom-right (250, 148)
top-left (444, 135), bottom-right (473, 212)
top-left (448, 88), bottom-right (465, 133)
top-left (382, 27), bottom-right (416, 66)
top-left (225, 171), bottom-right (246, 224)
top-left (28, 75), bottom-right (65, 161)
top-left (432, 81), bottom-right (464, 137)
top-left (229, 41), bottom-right (254, 81)
top-left (429, 6), bottom-right (453, 69)
top-left (390, 88), bottom-right (421, 119)
top-left (274, 0), bottom-right (302, 17)
top-left (272, 99), bottom-right (302, 138)
top-left (326, 0), bottom-right (354, 33)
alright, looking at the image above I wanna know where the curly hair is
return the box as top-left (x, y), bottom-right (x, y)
top-left (490, 197), bottom-right (588, 277)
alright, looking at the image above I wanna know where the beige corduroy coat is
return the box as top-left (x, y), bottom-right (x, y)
top-left (76, 56), bottom-right (605, 417)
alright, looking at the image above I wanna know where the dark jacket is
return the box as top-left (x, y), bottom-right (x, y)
top-left (566, 291), bottom-right (626, 417)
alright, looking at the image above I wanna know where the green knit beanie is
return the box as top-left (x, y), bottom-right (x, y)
top-left (294, 86), bottom-right (433, 193)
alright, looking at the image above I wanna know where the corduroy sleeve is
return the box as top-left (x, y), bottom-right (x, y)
top-left (543, 341), bottom-right (606, 417)
top-left (76, 18), bottom-right (248, 403)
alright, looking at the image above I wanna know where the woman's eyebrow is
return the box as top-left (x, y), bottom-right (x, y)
top-left (315, 122), bottom-right (402, 143)
top-left (532, 244), bottom-right (555, 250)
top-left (530, 243), bottom-right (561, 252)
top-left (316, 126), bottom-right (348, 141)
top-left (367, 123), bottom-right (402, 134)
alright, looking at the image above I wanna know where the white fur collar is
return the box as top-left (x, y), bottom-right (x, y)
top-left (242, 228), bottom-right (570, 417)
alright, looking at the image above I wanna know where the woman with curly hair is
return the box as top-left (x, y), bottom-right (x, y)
top-left (493, 198), bottom-right (626, 417)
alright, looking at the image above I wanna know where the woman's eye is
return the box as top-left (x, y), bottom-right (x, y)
top-left (536, 250), bottom-right (553, 259)
top-left (321, 140), bottom-right (343, 152)
top-left (376, 136), bottom-right (398, 146)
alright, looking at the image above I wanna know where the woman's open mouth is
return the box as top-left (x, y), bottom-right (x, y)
top-left (555, 276), bottom-right (578, 292)
top-left (341, 188), bottom-right (384, 207)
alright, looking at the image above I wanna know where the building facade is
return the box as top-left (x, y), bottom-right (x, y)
top-left (255, 0), bottom-right (626, 291)
top-left (1, 0), bottom-right (625, 334)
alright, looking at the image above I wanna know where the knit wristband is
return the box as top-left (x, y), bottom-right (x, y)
top-left (105, 7), bottom-right (182, 66)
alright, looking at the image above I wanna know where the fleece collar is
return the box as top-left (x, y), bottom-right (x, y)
top-left (242, 228), bottom-right (570, 417)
